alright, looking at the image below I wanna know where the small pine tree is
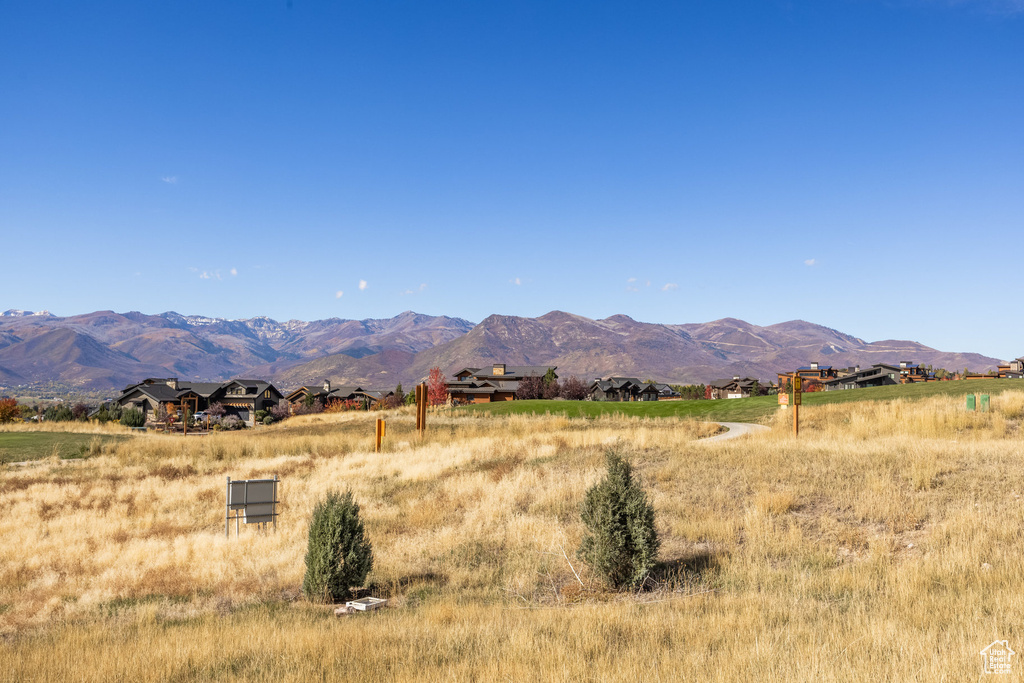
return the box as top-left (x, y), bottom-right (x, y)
top-left (303, 490), bottom-right (374, 603)
top-left (578, 450), bottom-right (659, 589)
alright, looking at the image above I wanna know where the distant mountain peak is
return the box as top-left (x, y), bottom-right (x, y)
top-left (2, 309), bottom-right (53, 317)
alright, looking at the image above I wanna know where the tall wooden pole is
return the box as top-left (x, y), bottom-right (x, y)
top-left (415, 385), bottom-right (422, 431)
top-left (792, 375), bottom-right (802, 437)
top-left (416, 382), bottom-right (427, 435)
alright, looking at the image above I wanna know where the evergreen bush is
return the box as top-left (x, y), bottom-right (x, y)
top-left (44, 405), bottom-right (74, 422)
top-left (263, 416), bottom-right (274, 425)
top-left (120, 408), bottom-right (145, 428)
top-left (303, 490), bottom-right (374, 603)
top-left (578, 449), bottom-right (660, 588)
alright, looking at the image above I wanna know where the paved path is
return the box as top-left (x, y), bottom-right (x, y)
top-left (704, 421), bottom-right (770, 442)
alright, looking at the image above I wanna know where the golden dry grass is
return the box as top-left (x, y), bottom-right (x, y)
top-left (2, 397), bottom-right (1023, 681)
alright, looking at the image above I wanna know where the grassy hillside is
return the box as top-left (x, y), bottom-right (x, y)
top-left (460, 378), bottom-right (1022, 422)
top-left (0, 431), bottom-right (128, 464)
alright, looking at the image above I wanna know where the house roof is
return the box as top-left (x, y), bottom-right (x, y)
top-left (711, 377), bottom-right (759, 390)
top-left (180, 382), bottom-right (224, 397)
top-left (823, 364), bottom-right (902, 386)
top-left (119, 383), bottom-right (181, 402)
top-left (457, 364), bottom-right (557, 380)
top-left (118, 378), bottom-right (283, 404)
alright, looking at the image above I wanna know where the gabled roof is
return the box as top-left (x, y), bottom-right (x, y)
top-left (118, 378), bottom-right (283, 404)
top-left (711, 377), bottom-right (759, 390)
top-left (356, 390), bottom-right (393, 401)
top-left (179, 382), bottom-right (224, 397)
top-left (457, 364), bottom-right (557, 380)
top-left (117, 383), bottom-right (181, 402)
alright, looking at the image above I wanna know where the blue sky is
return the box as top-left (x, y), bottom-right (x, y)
top-left (2, 1), bottom-right (1022, 358)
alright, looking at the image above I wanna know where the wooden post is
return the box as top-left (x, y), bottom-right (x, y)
top-left (415, 384), bottom-right (422, 431)
top-left (792, 375), bottom-right (802, 437)
top-left (419, 382), bottom-right (427, 434)
top-left (375, 418), bottom-right (385, 452)
top-left (226, 476), bottom-right (231, 538)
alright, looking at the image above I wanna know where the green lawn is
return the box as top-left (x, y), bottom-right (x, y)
top-left (0, 432), bottom-right (128, 464)
top-left (459, 378), bottom-right (1023, 423)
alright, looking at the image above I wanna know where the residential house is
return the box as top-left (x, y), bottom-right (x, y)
top-left (448, 363), bottom-right (557, 403)
top-left (354, 389), bottom-right (395, 408)
top-left (114, 377), bottom-right (283, 426)
top-left (285, 380), bottom-right (363, 406)
top-left (285, 380), bottom-right (395, 409)
top-left (822, 364), bottom-right (902, 390)
top-left (217, 379), bottom-right (286, 423)
top-left (821, 361), bottom-right (934, 391)
top-left (653, 383), bottom-right (681, 400)
top-left (777, 362), bottom-right (839, 387)
top-left (709, 376), bottom-right (762, 399)
top-left (997, 357), bottom-right (1024, 379)
top-left (588, 377), bottom-right (660, 402)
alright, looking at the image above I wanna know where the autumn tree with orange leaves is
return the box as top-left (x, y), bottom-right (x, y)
top-left (0, 398), bottom-right (20, 424)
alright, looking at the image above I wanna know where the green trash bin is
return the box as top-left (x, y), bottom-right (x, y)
top-left (980, 394), bottom-right (990, 412)
top-left (966, 394), bottom-right (976, 411)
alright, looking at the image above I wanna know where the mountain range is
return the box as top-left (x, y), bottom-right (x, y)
top-left (0, 308), bottom-right (1002, 393)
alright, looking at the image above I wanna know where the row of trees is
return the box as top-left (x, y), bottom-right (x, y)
top-left (0, 399), bottom-right (98, 424)
top-left (670, 384), bottom-right (709, 400)
top-left (515, 371), bottom-right (589, 401)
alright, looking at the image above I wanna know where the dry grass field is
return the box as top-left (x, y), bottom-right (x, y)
top-left (2, 395), bottom-right (1023, 681)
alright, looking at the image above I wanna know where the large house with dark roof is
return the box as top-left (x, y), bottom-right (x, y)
top-left (448, 363), bottom-right (557, 403)
top-left (588, 377), bottom-right (660, 402)
top-left (114, 377), bottom-right (283, 426)
top-left (284, 380), bottom-right (395, 409)
top-left (709, 376), bottom-right (762, 399)
top-left (821, 361), bottom-right (934, 391)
